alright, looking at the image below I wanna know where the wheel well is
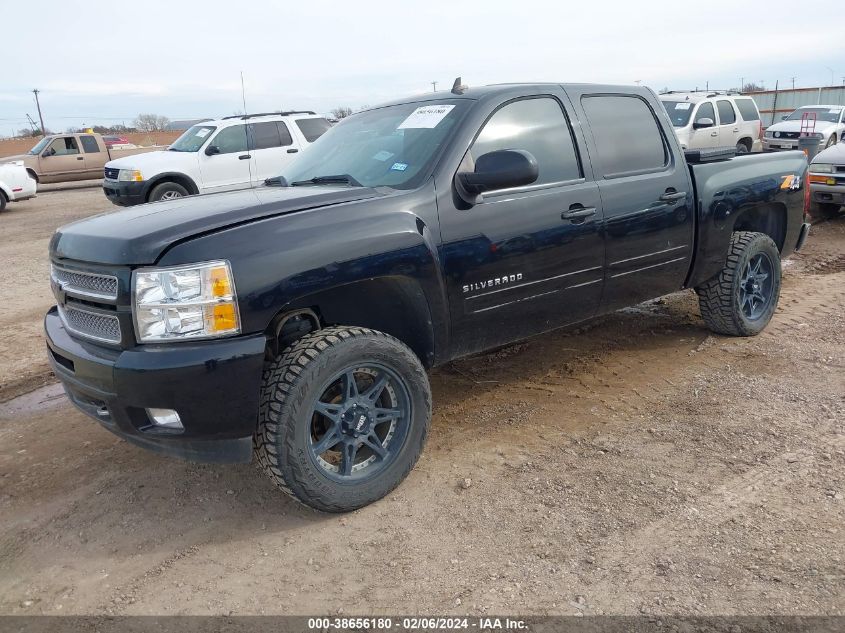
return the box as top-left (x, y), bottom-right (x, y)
top-left (733, 204), bottom-right (787, 251)
top-left (145, 174), bottom-right (199, 201)
top-left (266, 278), bottom-right (436, 368)
top-left (26, 169), bottom-right (39, 184)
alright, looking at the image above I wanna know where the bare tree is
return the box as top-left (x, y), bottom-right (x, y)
top-left (133, 113), bottom-right (171, 132)
top-left (330, 106), bottom-right (354, 120)
top-left (742, 82), bottom-right (765, 93)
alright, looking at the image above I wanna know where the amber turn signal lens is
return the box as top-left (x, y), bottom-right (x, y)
top-left (209, 266), bottom-right (232, 298)
top-left (207, 303), bottom-right (238, 332)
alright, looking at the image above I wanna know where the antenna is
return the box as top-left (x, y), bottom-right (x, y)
top-left (451, 77), bottom-right (467, 95)
top-left (240, 71), bottom-right (253, 185)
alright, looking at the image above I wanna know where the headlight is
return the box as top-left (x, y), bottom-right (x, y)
top-left (132, 260), bottom-right (240, 342)
top-left (764, 131), bottom-right (773, 138)
top-left (810, 163), bottom-right (833, 173)
top-left (118, 169), bottom-right (143, 182)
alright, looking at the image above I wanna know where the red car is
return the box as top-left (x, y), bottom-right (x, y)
top-left (102, 135), bottom-right (131, 148)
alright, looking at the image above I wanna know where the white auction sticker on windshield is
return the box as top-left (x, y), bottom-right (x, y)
top-left (398, 104), bottom-right (455, 129)
top-left (196, 128), bottom-right (211, 138)
top-left (675, 103), bottom-right (691, 110)
top-left (829, 109), bottom-right (842, 114)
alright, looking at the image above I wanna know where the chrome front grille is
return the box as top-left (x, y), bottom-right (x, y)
top-left (58, 304), bottom-right (121, 344)
top-left (52, 266), bottom-right (118, 300)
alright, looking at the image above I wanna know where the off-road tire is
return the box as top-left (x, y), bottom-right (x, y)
top-left (148, 181), bottom-right (189, 203)
top-left (695, 231), bottom-right (781, 336)
top-left (255, 326), bottom-right (431, 512)
top-left (810, 202), bottom-right (841, 220)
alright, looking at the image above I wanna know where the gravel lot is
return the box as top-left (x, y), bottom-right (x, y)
top-left (0, 187), bottom-right (843, 616)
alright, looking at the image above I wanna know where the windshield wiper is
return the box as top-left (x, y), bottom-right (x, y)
top-left (290, 174), bottom-right (362, 187)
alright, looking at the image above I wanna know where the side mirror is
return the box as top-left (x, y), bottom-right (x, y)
top-left (455, 149), bottom-right (538, 204)
top-left (205, 145), bottom-right (221, 156)
top-left (692, 117), bottom-right (715, 130)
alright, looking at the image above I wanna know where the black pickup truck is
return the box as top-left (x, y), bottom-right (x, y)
top-left (46, 83), bottom-right (810, 512)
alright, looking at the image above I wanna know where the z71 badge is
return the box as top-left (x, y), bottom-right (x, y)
top-left (463, 273), bottom-right (523, 294)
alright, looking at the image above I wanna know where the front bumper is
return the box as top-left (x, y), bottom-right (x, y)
top-left (45, 307), bottom-right (267, 463)
top-left (103, 178), bottom-right (147, 206)
top-left (810, 180), bottom-right (845, 207)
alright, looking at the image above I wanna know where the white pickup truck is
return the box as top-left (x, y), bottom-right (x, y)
top-left (0, 161), bottom-right (37, 212)
top-left (103, 111), bottom-right (331, 206)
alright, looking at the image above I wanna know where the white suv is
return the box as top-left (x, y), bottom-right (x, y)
top-left (103, 111), bottom-right (331, 206)
top-left (660, 91), bottom-right (763, 154)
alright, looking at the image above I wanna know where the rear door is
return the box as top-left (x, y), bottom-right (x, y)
top-left (247, 121), bottom-right (299, 185)
top-left (198, 124), bottom-right (253, 193)
top-left (438, 91), bottom-right (605, 355)
top-left (568, 89), bottom-right (695, 312)
top-left (716, 99), bottom-right (740, 148)
top-left (79, 134), bottom-right (107, 178)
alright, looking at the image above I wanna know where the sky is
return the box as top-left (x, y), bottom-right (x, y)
top-left (1, 0), bottom-right (843, 137)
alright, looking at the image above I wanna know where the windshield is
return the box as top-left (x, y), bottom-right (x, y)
top-left (28, 137), bottom-right (53, 155)
top-left (276, 101), bottom-right (468, 189)
top-left (661, 100), bottom-right (695, 127)
top-left (786, 107), bottom-right (843, 123)
top-left (168, 125), bottom-right (216, 152)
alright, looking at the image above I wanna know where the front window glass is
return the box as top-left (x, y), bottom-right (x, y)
top-left (277, 100), bottom-right (467, 189)
top-left (786, 107), bottom-right (843, 123)
top-left (46, 137), bottom-right (79, 156)
top-left (209, 125), bottom-right (249, 154)
top-left (661, 100), bottom-right (695, 127)
top-left (168, 125), bottom-right (216, 152)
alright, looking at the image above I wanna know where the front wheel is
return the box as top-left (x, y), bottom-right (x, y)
top-left (0, 191), bottom-right (6, 212)
top-left (255, 326), bottom-right (432, 512)
top-left (148, 181), bottom-right (188, 202)
top-left (695, 231), bottom-right (782, 336)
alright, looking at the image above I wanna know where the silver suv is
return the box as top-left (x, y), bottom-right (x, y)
top-left (660, 91), bottom-right (763, 153)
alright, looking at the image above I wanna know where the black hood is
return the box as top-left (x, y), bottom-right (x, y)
top-left (50, 185), bottom-right (383, 265)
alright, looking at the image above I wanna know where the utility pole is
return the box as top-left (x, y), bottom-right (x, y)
top-left (790, 77), bottom-right (796, 90)
top-left (741, 77), bottom-right (745, 92)
top-left (431, 81), bottom-right (438, 92)
top-left (32, 89), bottom-right (46, 136)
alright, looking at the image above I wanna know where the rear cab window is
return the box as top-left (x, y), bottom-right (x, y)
top-left (734, 99), bottom-right (760, 121)
top-left (80, 135), bottom-right (100, 153)
top-left (581, 95), bottom-right (667, 177)
top-left (295, 118), bottom-right (332, 142)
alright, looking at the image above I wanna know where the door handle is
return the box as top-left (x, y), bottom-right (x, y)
top-left (710, 132), bottom-right (718, 137)
top-left (238, 154), bottom-right (251, 160)
top-left (659, 191), bottom-right (687, 203)
top-left (76, 156), bottom-right (84, 160)
top-left (733, 128), bottom-right (739, 133)
top-left (286, 148), bottom-right (299, 154)
top-left (561, 206), bottom-right (597, 221)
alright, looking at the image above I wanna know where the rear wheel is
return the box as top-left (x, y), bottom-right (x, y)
top-left (255, 326), bottom-right (432, 512)
top-left (0, 191), bottom-right (7, 212)
top-left (735, 140), bottom-right (750, 154)
top-left (148, 181), bottom-right (189, 203)
top-left (695, 231), bottom-right (781, 336)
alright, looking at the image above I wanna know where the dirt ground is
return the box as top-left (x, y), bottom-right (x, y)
top-left (0, 188), bottom-right (843, 616)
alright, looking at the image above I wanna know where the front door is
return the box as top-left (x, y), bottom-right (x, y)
top-left (199, 124), bottom-right (253, 193)
top-left (39, 136), bottom-right (86, 182)
top-left (438, 93), bottom-right (605, 358)
top-left (691, 101), bottom-right (720, 148)
top-left (571, 90), bottom-right (695, 312)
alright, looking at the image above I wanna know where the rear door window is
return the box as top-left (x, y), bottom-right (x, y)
top-left (717, 100), bottom-right (737, 125)
top-left (248, 122), bottom-right (283, 149)
top-left (734, 99), bottom-right (760, 121)
top-left (295, 118), bottom-right (331, 142)
top-left (581, 95), bottom-right (667, 177)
